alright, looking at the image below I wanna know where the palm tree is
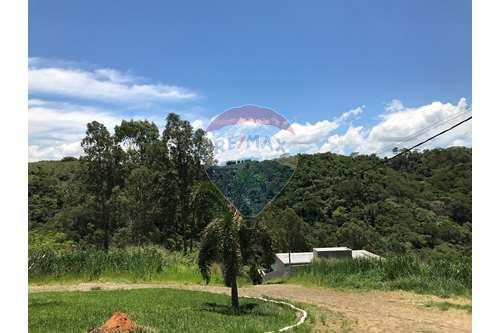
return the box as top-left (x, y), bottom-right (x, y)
top-left (190, 181), bottom-right (226, 250)
top-left (198, 206), bottom-right (243, 313)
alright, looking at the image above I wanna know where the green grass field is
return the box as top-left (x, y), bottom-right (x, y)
top-left (29, 288), bottom-right (308, 333)
top-left (287, 255), bottom-right (471, 298)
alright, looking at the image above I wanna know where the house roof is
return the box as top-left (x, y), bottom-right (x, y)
top-left (313, 247), bottom-right (351, 252)
top-left (275, 252), bottom-right (314, 265)
top-left (275, 248), bottom-right (381, 265)
top-left (352, 250), bottom-right (381, 259)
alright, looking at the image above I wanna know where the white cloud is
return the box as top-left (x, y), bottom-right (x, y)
top-left (385, 99), bottom-right (405, 113)
top-left (274, 119), bottom-right (339, 145)
top-left (29, 60), bottom-right (197, 103)
top-left (29, 100), bottom-right (121, 140)
top-left (269, 99), bottom-right (471, 157)
top-left (29, 97), bottom-right (471, 162)
top-left (28, 98), bottom-right (208, 161)
top-left (273, 106), bottom-right (364, 145)
top-left (28, 99), bottom-right (124, 161)
top-left (338, 106), bottom-right (364, 121)
top-left (29, 142), bottom-right (82, 162)
top-left (319, 126), bottom-right (366, 154)
top-left (321, 98), bottom-right (471, 156)
top-left (366, 98), bottom-right (470, 152)
top-left (191, 119), bottom-right (204, 130)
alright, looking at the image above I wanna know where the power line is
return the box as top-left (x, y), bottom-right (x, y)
top-left (380, 109), bottom-right (471, 155)
top-left (373, 109), bottom-right (472, 156)
top-left (358, 115), bottom-right (472, 175)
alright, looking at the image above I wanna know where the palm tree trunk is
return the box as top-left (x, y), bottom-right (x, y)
top-left (231, 278), bottom-right (239, 314)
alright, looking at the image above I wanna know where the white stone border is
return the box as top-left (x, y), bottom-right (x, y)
top-left (243, 296), bottom-right (308, 332)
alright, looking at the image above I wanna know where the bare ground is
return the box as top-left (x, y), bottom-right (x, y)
top-left (29, 282), bottom-right (471, 333)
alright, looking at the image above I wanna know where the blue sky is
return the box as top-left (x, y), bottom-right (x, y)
top-left (28, 0), bottom-right (471, 161)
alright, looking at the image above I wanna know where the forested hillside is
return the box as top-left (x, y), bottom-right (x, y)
top-left (207, 160), bottom-right (294, 216)
top-left (28, 115), bottom-right (471, 260)
top-left (261, 148), bottom-right (472, 258)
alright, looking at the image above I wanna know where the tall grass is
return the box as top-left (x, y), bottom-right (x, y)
top-left (287, 254), bottom-right (471, 297)
top-left (28, 246), bottom-right (224, 284)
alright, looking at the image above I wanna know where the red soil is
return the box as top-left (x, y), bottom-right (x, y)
top-left (90, 312), bottom-right (137, 333)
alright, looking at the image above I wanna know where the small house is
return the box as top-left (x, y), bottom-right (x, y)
top-left (264, 246), bottom-right (381, 281)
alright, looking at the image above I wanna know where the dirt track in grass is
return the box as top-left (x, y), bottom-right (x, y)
top-left (29, 282), bottom-right (471, 333)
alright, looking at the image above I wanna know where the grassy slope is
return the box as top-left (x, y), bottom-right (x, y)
top-left (28, 248), bottom-right (258, 287)
top-left (28, 265), bottom-right (252, 287)
top-left (286, 256), bottom-right (471, 298)
top-left (29, 288), bottom-right (307, 333)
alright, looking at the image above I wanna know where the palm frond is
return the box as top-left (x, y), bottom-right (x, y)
top-left (198, 218), bottom-right (222, 283)
top-left (198, 209), bottom-right (243, 286)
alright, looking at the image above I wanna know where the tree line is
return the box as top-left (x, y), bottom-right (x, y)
top-left (30, 113), bottom-right (222, 252)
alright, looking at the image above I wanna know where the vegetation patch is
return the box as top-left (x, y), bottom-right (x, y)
top-left (29, 288), bottom-right (307, 333)
top-left (424, 301), bottom-right (472, 313)
top-left (287, 255), bottom-right (471, 298)
top-left (29, 247), bottom-right (226, 285)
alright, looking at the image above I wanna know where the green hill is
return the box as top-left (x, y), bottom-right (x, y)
top-left (260, 147), bottom-right (471, 257)
top-left (29, 147), bottom-right (471, 258)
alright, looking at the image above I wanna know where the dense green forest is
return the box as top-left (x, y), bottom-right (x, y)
top-left (260, 147), bottom-right (472, 258)
top-left (207, 160), bottom-right (295, 216)
top-left (29, 114), bottom-right (471, 263)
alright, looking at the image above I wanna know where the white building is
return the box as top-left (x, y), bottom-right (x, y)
top-left (265, 247), bottom-right (381, 280)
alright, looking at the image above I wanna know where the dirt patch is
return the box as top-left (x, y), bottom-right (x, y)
top-left (88, 312), bottom-right (152, 333)
top-left (30, 282), bottom-right (471, 333)
top-left (243, 284), bottom-right (471, 333)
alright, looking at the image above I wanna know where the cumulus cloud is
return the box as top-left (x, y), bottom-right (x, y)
top-left (268, 99), bottom-right (471, 157)
top-left (385, 99), bottom-right (405, 113)
top-left (368, 98), bottom-right (469, 144)
top-left (28, 95), bottom-right (471, 162)
top-left (29, 59), bottom-right (198, 103)
top-left (28, 98), bottom-right (207, 161)
top-left (29, 101), bottom-right (122, 140)
top-left (322, 98), bottom-right (472, 156)
top-left (273, 106), bottom-right (364, 145)
top-left (338, 106), bottom-right (364, 121)
top-left (28, 58), bottom-right (204, 161)
top-left (274, 119), bottom-right (339, 144)
top-left (28, 99), bottom-right (123, 161)
top-left (29, 142), bottom-right (83, 162)
top-left (319, 126), bottom-right (366, 154)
